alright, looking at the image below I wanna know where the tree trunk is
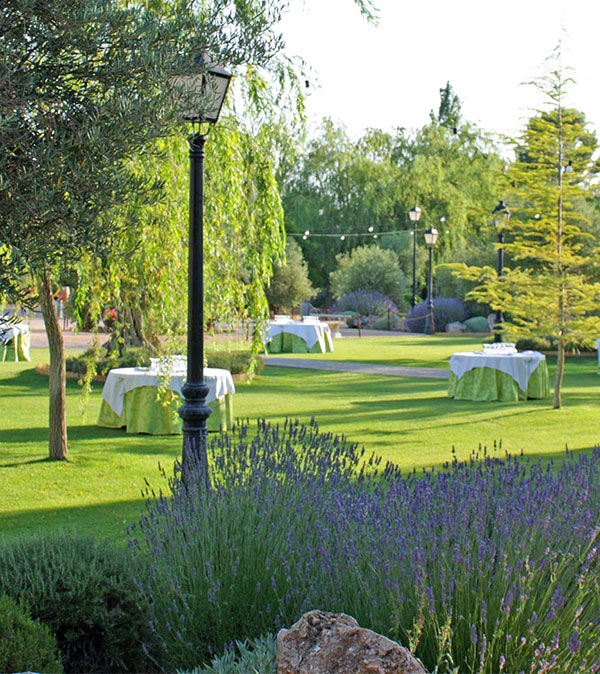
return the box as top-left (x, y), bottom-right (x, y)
top-left (552, 341), bottom-right (565, 409)
top-left (38, 271), bottom-right (68, 459)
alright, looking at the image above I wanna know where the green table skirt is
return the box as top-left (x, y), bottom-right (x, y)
top-left (1, 331), bottom-right (31, 362)
top-left (266, 330), bottom-right (334, 354)
top-left (97, 386), bottom-right (234, 435)
top-left (448, 363), bottom-right (550, 402)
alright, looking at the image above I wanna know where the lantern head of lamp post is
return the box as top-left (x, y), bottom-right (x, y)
top-left (408, 205), bottom-right (422, 223)
top-left (174, 55), bottom-right (232, 125)
top-left (424, 225), bottom-right (439, 247)
top-left (492, 199), bottom-right (511, 229)
top-left (177, 56), bottom-right (232, 481)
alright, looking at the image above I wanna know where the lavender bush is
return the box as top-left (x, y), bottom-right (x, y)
top-left (405, 297), bottom-right (467, 333)
top-left (131, 421), bottom-right (600, 673)
top-left (333, 290), bottom-right (398, 317)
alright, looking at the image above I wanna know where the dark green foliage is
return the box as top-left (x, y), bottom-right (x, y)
top-left (330, 245), bottom-right (408, 311)
top-left (265, 239), bottom-right (315, 313)
top-left (463, 316), bottom-right (489, 333)
top-left (65, 345), bottom-right (154, 375)
top-left (0, 532), bottom-right (156, 674)
top-left (515, 336), bottom-right (554, 352)
top-left (206, 348), bottom-right (264, 375)
top-left (0, 594), bottom-right (63, 674)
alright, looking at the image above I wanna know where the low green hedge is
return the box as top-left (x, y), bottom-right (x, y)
top-left (0, 593), bottom-right (63, 674)
top-left (0, 532), bottom-right (157, 673)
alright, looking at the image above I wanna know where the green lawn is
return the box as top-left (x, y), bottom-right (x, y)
top-left (1, 336), bottom-right (599, 542)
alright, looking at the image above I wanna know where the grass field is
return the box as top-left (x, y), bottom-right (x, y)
top-left (1, 335), bottom-right (599, 542)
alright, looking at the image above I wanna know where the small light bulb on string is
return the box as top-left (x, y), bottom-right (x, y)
top-left (304, 230), bottom-right (310, 236)
top-left (302, 235), bottom-right (307, 240)
top-left (373, 234), bottom-right (378, 239)
top-left (440, 216), bottom-right (446, 223)
top-left (368, 225), bottom-right (374, 232)
top-left (340, 235), bottom-right (345, 241)
top-left (534, 214), bottom-right (540, 220)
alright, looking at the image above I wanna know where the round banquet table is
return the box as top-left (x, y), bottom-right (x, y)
top-left (264, 319), bottom-right (334, 354)
top-left (97, 367), bottom-right (235, 434)
top-left (448, 350), bottom-right (550, 402)
top-left (1, 323), bottom-right (31, 362)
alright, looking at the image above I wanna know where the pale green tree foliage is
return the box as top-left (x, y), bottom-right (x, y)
top-left (265, 238), bottom-right (315, 313)
top-left (448, 50), bottom-right (600, 408)
top-left (330, 245), bottom-right (407, 311)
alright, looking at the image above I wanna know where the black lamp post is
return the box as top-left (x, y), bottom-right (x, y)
top-left (408, 205), bottom-right (422, 308)
top-left (423, 225), bottom-right (438, 335)
top-left (491, 199), bottom-right (511, 343)
top-left (175, 58), bottom-right (232, 479)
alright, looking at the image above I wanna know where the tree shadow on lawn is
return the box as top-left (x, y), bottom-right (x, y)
top-left (0, 497), bottom-right (150, 544)
top-left (0, 425), bottom-right (180, 460)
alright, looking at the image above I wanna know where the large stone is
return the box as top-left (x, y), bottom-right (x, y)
top-left (445, 321), bottom-right (466, 333)
top-left (277, 610), bottom-right (426, 674)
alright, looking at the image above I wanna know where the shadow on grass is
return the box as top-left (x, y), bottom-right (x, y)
top-left (0, 497), bottom-right (152, 544)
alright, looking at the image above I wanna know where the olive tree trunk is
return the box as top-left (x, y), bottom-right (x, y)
top-left (38, 270), bottom-right (68, 460)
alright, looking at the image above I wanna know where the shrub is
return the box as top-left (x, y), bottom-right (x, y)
top-left (405, 297), bottom-right (466, 333)
top-left (65, 345), bottom-right (153, 376)
top-left (330, 245), bottom-right (408, 311)
top-left (182, 634), bottom-right (277, 674)
top-left (463, 316), bottom-right (489, 333)
top-left (0, 593), bottom-right (63, 674)
top-left (333, 290), bottom-right (398, 317)
top-left (373, 314), bottom-right (403, 331)
top-left (206, 348), bottom-right (264, 376)
top-left (0, 532), bottom-right (157, 673)
top-left (132, 419), bottom-right (600, 674)
top-left (515, 336), bottom-right (554, 351)
top-left (265, 239), bottom-right (315, 313)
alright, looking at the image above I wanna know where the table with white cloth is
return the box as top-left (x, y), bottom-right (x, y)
top-left (97, 366), bottom-right (235, 434)
top-left (448, 350), bottom-right (550, 402)
top-left (0, 323), bottom-right (31, 362)
top-left (264, 319), bottom-right (334, 354)
top-left (595, 339), bottom-right (600, 374)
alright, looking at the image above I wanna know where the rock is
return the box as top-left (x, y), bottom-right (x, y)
top-left (446, 321), bottom-right (466, 333)
top-left (277, 610), bottom-right (426, 674)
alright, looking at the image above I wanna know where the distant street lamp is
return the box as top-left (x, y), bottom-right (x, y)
top-left (175, 57), bottom-right (232, 478)
top-left (408, 205), bottom-right (422, 308)
top-left (423, 225), bottom-right (438, 335)
top-left (492, 199), bottom-right (511, 343)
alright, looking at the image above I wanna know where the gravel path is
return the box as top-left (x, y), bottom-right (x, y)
top-left (264, 357), bottom-right (449, 380)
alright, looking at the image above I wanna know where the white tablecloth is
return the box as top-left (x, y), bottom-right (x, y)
top-left (102, 366), bottom-right (235, 417)
top-left (0, 322), bottom-right (29, 345)
top-left (449, 351), bottom-right (546, 393)
top-left (264, 320), bottom-right (332, 350)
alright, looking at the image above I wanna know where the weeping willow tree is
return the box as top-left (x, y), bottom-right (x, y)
top-left (448, 48), bottom-right (600, 408)
top-left (74, 64), bottom-right (304, 368)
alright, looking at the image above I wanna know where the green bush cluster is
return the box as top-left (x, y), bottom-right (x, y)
top-left (0, 593), bottom-right (63, 674)
top-left (206, 348), bottom-right (264, 375)
top-left (0, 532), bottom-right (157, 673)
top-left (65, 345), bottom-right (153, 375)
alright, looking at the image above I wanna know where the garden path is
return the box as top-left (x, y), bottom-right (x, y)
top-left (264, 356), bottom-right (449, 379)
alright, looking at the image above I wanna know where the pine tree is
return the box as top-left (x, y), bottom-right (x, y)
top-left (449, 48), bottom-right (600, 408)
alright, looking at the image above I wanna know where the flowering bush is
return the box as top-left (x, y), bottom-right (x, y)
top-left (333, 290), bottom-right (398, 317)
top-left (131, 421), bottom-right (600, 673)
top-left (101, 308), bottom-right (118, 329)
top-left (405, 297), bottom-right (466, 333)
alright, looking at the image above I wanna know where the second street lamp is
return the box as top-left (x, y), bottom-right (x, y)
top-left (492, 199), bottom-right (511, 343)
top-left (174, 57), bottom-right (232, 480)
top-left (408, 205), bottom-right (422, 308)
top-left (423, 225), bottom-right (438, 335)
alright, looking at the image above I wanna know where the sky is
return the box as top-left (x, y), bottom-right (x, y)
top-left (277, 0), bottom-right (600, 143)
